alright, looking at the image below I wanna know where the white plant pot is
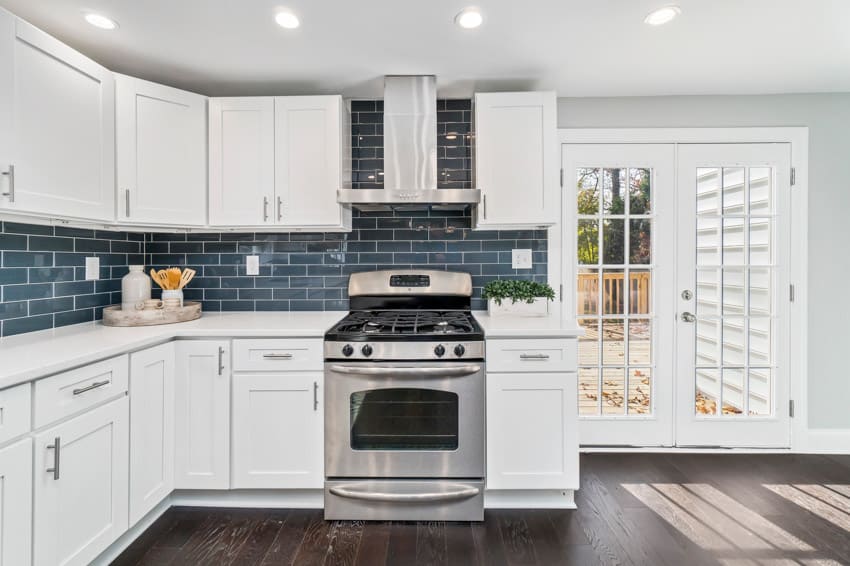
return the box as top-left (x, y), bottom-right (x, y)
top-left (487, 297), bottom-right (550, 317)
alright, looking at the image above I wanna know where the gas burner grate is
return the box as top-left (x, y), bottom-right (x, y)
top-left (333, 311), bottom-right (477, 336)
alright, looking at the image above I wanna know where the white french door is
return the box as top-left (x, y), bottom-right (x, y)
top-left (563, 144), bottom-right (676, 447)
top-left (675, 143), bottom-right (791, 448)
top-left (564, 141), bottom-right (792, 448)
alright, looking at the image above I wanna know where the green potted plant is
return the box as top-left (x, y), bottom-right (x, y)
top-left (482, 280), bottom-right (556, 317)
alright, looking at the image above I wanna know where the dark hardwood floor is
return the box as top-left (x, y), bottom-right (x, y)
top-left (112, 453), bottom-right (850, 565)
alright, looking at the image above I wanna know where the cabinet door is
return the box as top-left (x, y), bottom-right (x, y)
top-left (474, 91), bottom-right (558, 229)
top-left (486, 372), bottom-right (578, 490)
top-left (129, 342), bottom-right (175, 526)
top-left (0, 11), bottom-right (115, 221)
top-left (208, 97), bottom-right (274, 226)
top-left (0, 438), bottom-right (32, 566)
top-left (174, 340), bottom-right (230, 489)
top-left (116, 75), bottom-right (206, 225)
top-left (34, 397), bottom-right (129, 566)
top-left (275, 96), bottom-right (348, 229)
top-left (232, 372), bottom-right (323, 488)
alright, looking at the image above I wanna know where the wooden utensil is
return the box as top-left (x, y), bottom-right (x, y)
top-left (150, 269), bottom-right (169, 289)
top-left (166, 267), bottom-right (181, 290)
top-left (178, 268), bottom-right (196, 290)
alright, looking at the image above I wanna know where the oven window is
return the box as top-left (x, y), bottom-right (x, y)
top-left (350, 388), bottom-right (459, 451)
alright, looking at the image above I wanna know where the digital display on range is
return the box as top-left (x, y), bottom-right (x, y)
top-left (389, 274), bottom-right (431, 288)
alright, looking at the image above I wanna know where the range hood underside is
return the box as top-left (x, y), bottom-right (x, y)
top-left (337, 188), bottom-right (481, 209)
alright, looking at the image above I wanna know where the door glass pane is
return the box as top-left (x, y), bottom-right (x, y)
top-left (629, 168), bottom-right (651, 214)
top-left (602, 367), bottom-right (625, 415)
top-left (749, 268), bottom-right (771, 316)
top-left (602, 319), bottom-right (625, 365)
top-left (579, 368), bottom-right (599, 415)
top-left (748, 368), bottom-right (771, 416)
top-left (696, 369), bottom-right (719, 415)
top-left (748, 317), bottom-right (771, 366)
top-left (603, 168), bottom-right (626, 214)
top-left (577, 168), bottom-right (600, 214)
top-left (602, 268), bottom-right (624, 314)
top-left (602, 219), bottom-right (625, 264)
top-left (696, 268), bottom-right (720, 317)
top-left (721, 369), bottom-right (745, 415)
top-left (722, 218), bottom-right (746, 265)
top-left (578, 319), bottom-right (599, 365)
top-left (722, 318), bottom-right (746, 366)
top-left (628, 368), bottom-right (651, 415)
top-left (749, 168), bottom-right (771, 214)
top-left (696, 168), bottom-right (720, 215)
top-left (749, 218), bottom-right (771, 265)
top-left (577, 220), bottom-right (599, 264)
top-left (722, 269), bottom-right (746, 316)
top-left (628, 319), bottom-right (651, 364)
top-left (577, 269), bottom-right (599, 315)
top-left (696, 319), bottom-right (719, 366)
top-left (350, 389), bottom-right (458, 450)
top-left (697, 217), bottom-right (721, 266)
top-left (722, 167), bottom-right (746, 214)
top-left (629, 219), bottom-right (651, 264)
top-left (629, 270), bottom-right (651, 314)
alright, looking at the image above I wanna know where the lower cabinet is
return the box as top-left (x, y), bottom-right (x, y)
top-left (129, 343), bottom-right (175, 525)
top-left (486, 372), bottom-right (578, 490)
top-left (0, 438), bottom-right (32, 566)
top-left (174, 340), bottom-right (231, 489)
top-left (232, 372), bottom-right (323, 488)
top-left (34, 397), bottom-right (129, 566)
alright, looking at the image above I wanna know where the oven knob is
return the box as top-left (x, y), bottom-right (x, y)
top-left (434, 344), bottom-right (446, 357)
top-left (342, 344), bottom-right (354, 357)
top-left (454, 344), bottom-right (466, 357)
top-left (361, 344), bottom-right (373, 357)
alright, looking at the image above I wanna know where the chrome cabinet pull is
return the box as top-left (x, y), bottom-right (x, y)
top-left (520, 353), bottom-right (550, 360)
top-left (125, 189), bottom-right (130, 217)
top-left (329, 365), bottom-right (481, 378)
top-left (482, 194), bottom-right (487, 219)
top-left (72, 379), bottom-right (110, 395)
top-left (329, 484), bottom-right (479, 503)
top-left (313, 381), bottom-right (319, 411)
top-left (262, 353), bottom-right (293, 360)
top-left (46, 437), bottom-right (61, 480)
top-left (277, 196), bottom-right (283, 221)
top-left (218, 347), bottom-right (225, 375)
top-left (263, 196), bottom-right (269, 222)
top-left (1, 164), bottom-right (14, 202)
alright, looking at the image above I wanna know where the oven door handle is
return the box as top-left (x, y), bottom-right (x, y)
top-left (329, 484), bottom-right (480, 503)
top-left (329, 365), bottom-right (481, 378)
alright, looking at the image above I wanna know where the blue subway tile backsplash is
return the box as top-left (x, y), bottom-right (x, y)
top-left (0, 99), bottom-right (548, 337)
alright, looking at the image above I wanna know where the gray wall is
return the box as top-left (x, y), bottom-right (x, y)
top-left (558, 93), bottom-right (850, 430)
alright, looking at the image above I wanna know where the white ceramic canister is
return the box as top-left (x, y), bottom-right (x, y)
top-left (121, 265), bottom-right (152, 311)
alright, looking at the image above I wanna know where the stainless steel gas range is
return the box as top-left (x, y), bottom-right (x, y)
top-left (323, 270), bottom-right (485, 521)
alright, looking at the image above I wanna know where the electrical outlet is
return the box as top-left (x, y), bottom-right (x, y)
top-left (246, 255), bottom-right (260, 276)
top-left (512, 249), bottom-right (533, 269)
top-left (85, 257), bottom-right (100, 280)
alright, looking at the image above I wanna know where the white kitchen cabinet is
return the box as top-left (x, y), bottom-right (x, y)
top-left (174, 340), bottom-right (230, 489)
top-left (0, 9), bottom-right (115, 221)
top-left (208, 97), bottom-right (275, 226)
top-left (116, 74), bottom-right (207, 226)
top-left (129, 342), bottom-right (175, 526)
top-left (0, 438), bottom-right (32, 566)
top-left (486, 372), bottom-right (578, 490)
top-left (275, 95), bottom-right (351, 230)
top-left (232, 372), bottom-right (323, 489)
top-left (473, 91), bottom-right (558, 229)
top-left (34, 397), bottom-right (129, 566)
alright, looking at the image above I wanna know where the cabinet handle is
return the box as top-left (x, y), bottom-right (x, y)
top-left (263, 353), bottom-right (293, 360)
top-left (46, 437), bottom-right (60, 480)
top-left (482, 194), bottom-right (487, 219)
top-left (277, 196), bottom-right (283, 221)
top-left (125, 189), bottom-right (131, 217)
top-left (1, 164), bottom-right (14, 203)
top-left (313, 381), bottom-right (319, 411)
top-left (263, 197), bottom-right (269, 222)
top-left (218, 347), bottom-right (225, 375)
top-left (520, 353), bottom-right (550, 360)
top-left (72, 379), bottom-right (110, 395)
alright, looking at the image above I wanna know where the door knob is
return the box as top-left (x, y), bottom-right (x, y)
top-left (681, 312), bottom-right (696, 323)
top-left (681, 290), bottom-right (693, 300)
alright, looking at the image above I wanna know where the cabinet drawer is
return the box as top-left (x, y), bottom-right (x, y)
top-left (486, 339), bottom-right (576, 372)
top-left (233, 339), bottom-right (323, 372)
top-left (0, 383), bottom-right (32, 444)
top-left (34, 355), bottom-right (129, 428)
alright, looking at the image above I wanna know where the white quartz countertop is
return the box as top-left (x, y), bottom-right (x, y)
top-left (0, 311), bottom-right (583, 389)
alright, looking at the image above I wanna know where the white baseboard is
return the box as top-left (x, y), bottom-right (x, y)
top-left (795, 429), bottom-right (850, 453)
top-left (484, 489), bottom-right (576, 509)
top-left (170, 489), bottom-right (324, 508)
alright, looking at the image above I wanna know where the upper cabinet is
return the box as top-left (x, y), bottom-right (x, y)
top-left (0, 10), bottom-right (115, 222)
top-left (209, 95), bottom-right (351, 231)
top-left (116, 74), bottom-right (207, 226)
top-left (473, 91), bottom-right (559, 229)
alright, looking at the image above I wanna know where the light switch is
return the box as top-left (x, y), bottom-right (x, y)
top-left (246, 255), bottom-right (260, 276)
top-left (85, 257), bottom-right (100, 280)
top-left (512, 249), bottom-right (533, 269)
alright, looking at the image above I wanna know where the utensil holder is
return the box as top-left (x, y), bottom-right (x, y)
top-left (161, 289), bottom-right (184, 307)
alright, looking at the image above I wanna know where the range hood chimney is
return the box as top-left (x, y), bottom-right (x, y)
top-left (337, 75), bottom-right (480, 208)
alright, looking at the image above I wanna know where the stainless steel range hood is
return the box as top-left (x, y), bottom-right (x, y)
top-left (337, 76), bottom-right (480, 208)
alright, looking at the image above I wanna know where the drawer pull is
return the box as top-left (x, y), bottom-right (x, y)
top-left (46, 437), bottom-right (60, 480)
top-left (263, 353), bottom-right (294, 360)
top-left (72, 380), bottom-right (110, 395)
top-left (519, 353), bottom-right (550, 360)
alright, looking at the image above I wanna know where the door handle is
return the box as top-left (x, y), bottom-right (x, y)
top-left (681, 312), bottom-right (696, 323)
top-left (313, 381), bottom-right (319, 411)
top-left (72, 380), bottom-right (110, 395)
top-left (482, 194), bottom-right (487, 219)
top-left (329, 365), bottom-right (481, 378)
top-left (46, 437), bottom-right (61, 480)
top-left (263, 197), bottom-right (269, 222)
top-left (125, 189), bottom-right (131, 217)
top-left (218, 347), bottom-right (225, 375)
top-left (1, 164), bottom-right (14, 202)
top-left (277, 196), bottom-right (283, 221)
top-left (329, 484), bottom-right (480, 503)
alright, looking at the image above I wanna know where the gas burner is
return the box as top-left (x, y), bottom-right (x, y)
top-left (328, 310), bottom-right (479, 340)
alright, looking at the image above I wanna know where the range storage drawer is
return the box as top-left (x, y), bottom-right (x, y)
top-left (0, 383), bottom-right (32, 444)
top-left (34, 355), bottom-right (129, 428)
top-left (486, 339), bottom-right (577, 373)
top-left (232, 339), bottom-right (323, 372)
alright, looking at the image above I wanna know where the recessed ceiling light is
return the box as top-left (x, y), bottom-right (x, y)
top-left (275, 10), bottom-right (300, 29)
top-left (84, 12), bottom-right (118, 30)
top-left (644, 5), bottom-right (681, 26)
top-left (455, 7), bottom-right (483, 29)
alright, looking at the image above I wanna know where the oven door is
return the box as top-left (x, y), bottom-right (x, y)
top-left (324, 361), bottom-right (485, 478)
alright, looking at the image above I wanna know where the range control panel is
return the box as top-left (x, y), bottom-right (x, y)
top-left (389, 274), bottom-right (431, 288)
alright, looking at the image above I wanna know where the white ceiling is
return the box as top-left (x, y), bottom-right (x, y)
top-left (1, 0), bottom-right (848, 98)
